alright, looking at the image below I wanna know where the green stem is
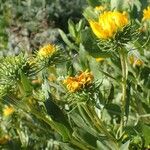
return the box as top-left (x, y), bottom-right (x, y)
top-left (82, 104), bottom-right (119, 149)
top-left (70, 138), bottom-right (90, 150)
top-left (119, 49), bottom-right (128, 132)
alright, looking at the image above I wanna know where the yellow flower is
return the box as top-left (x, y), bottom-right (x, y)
top-left (142, 6), bottom-right (150, 21)
top-left (38, 44), bottom-right (56, 58)
top-left (129, 55), bottom-right (144, 67)
top-left (3, 105), bottom-right (14, 117)
top-left (63, 70), bottom-right (93, 92)
top-left (96, 57), bottom-right (105, 62)
top-left (89, 11), bottom-right (129, 39)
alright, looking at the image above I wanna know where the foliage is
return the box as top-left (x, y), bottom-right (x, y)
top-left (0, 0), bottom-right (86, 55)
top-left (0, 0), bottom-right (150, 150)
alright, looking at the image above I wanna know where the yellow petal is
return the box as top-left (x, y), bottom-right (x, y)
top-left (96, 58), bottom-right (105, 62)
top-left (142, 6), bottom-right (150, 21)
top-left (3, 106), bottom-right (14, 117)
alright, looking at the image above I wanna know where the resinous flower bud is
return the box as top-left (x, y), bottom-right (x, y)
top-left (89, 11), bottom-right (129, 39)
top-left (38, 44), bottom-right (56, 59)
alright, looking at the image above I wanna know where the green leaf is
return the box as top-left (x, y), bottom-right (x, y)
top-left (97, 140), bottom-right (119, 150)
top-left (30, 109), bottom-right (71, 142)
top-left (83, 7), bottom-right (98, 21)
top-left (58, 29), bottom-right (78, 50)
top-left (86, 0), bottom-right (101, 7)
top-left (78, 44), bottom-right (90, 70)
top-left (70, 112), bottom-right (103, 138)
top-left (44, 93), bottom-right (71, 130)
top-left (107, 84), bottom-right (114, 103)
top-left (80, 28), bottom-right (110, 58)
top-left (59, 143), bottom-right (75, 150)
top-left (96, 140), bottom-right (110, 150)
top-left (120, 140), bottom-right (130, 150)
top-left (111, 0), bottom-right (124, 10)
top-left (53, 121), bottom-right (71, 142)
top-left (103, 104), bottom-right (121, 123)
top-left (142, 124), bottom-right (150, 147)
top-left (76, 19), bottom-right (85, 32)
top-left (20, 71), bottom-right (33, 95)
top-left (68, 19), bottom-right (77, 39)
top-left (73, 129), bottom-right (97, 149)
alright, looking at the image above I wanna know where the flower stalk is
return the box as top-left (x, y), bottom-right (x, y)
top-left (119, 48), bottom-right (128, 132)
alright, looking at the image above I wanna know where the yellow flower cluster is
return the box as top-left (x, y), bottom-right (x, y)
top-left (38, 44), bottom-right (56, 58)
top-left (142, 6), bottom-right (150, 21)
top-left (63, 70), bottom-right (93, 92)
top-left (129, 55), bottom-right (144, 67)
top-left (3, 105), bottom-right (14, 117)
top-left (89, 11), bottom-right (129, 39)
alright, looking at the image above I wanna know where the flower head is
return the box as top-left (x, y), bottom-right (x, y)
top-left (3, 105), bottom-right (14, 117)
top-left (89, 11), bottom-right (129, 39)
top-left (63, 70), bottom-right (93, 92)
top-left (142, 6), bottom-right (150, 21)
top-left (38, 44), bottom-right (56, 58)
top-left (63, 77), bottom-right (81, 93)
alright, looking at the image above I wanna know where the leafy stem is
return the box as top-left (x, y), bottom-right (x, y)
top-left (81, 103), bottom-right (119, 149)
